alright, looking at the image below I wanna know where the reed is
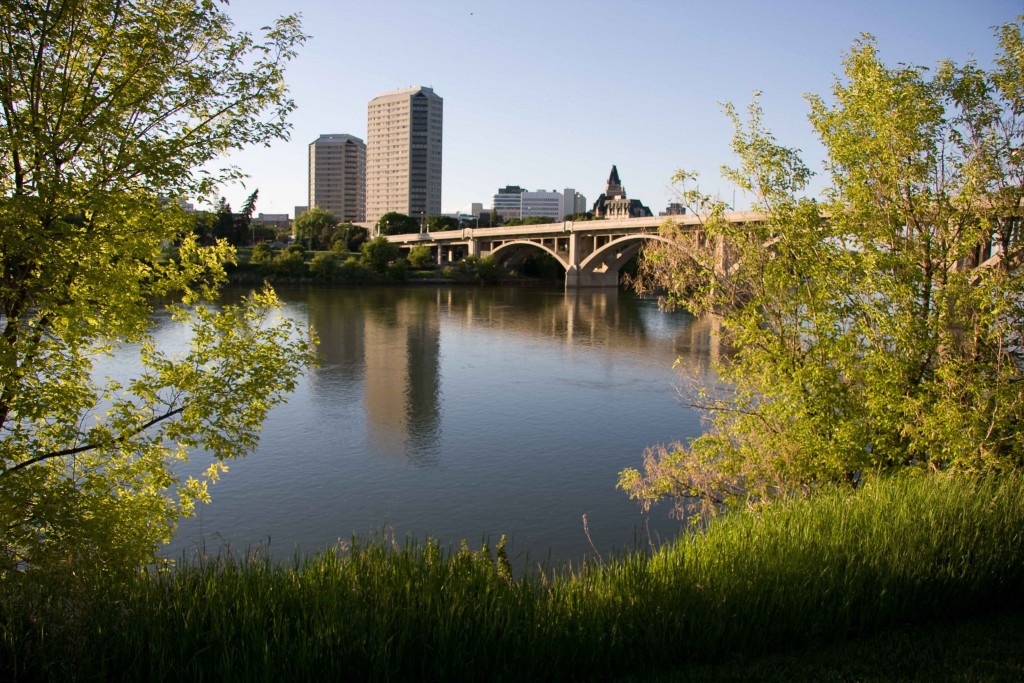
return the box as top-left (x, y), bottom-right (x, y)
top-left (3, 471), bottom-right (1023, 681)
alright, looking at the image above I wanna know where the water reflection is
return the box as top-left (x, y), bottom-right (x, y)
top-left (179, 285), bottom-right (718, 565)
top-left (294, 286), bottom-right (718, 467)
top-left (303, 288), bottom-right (443, 464)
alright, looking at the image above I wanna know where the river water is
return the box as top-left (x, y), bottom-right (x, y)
top-left (157, 285), bottom-right (718, 567)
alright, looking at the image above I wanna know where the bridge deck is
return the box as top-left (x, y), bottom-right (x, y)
top-left (377, 211), bottom-right (767, 245)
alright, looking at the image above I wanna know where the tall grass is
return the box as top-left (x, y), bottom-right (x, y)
top-left (3, 471), bottom-right (1023, 681)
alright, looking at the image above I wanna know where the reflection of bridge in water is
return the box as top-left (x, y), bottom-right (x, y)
top-left (381, 212), bottom-right (766, 288)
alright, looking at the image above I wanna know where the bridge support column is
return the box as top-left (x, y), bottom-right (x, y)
top-left (565, 232), bottom-right (620, 288)
top-left (467, 238), bottom-right (480, 257)
top-left (565, 267), bottom-right (620, 288)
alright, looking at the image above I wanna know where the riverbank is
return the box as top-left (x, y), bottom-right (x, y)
top-left (4, 471), bottom-right (1022, 681)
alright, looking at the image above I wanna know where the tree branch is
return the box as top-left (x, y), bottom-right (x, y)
top-left (2, 403), bottom-right (187, 476)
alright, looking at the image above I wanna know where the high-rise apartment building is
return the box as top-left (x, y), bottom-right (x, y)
top-left (366, 86), bottom-right (443, 224)
top-left (308, 134), bottom-right (366, 222)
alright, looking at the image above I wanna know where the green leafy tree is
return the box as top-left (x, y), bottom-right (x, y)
top-left (360, 236), bottom-right (402, 273)
top-left (192, 209), bottom-right (217, 245)
top-left (426, 215), bottom-right (459, 231)
top-left (309, 252), bottom-right (338, 279)
top-left (331, 223), bottom-right (369, 254)
top-left (293, 207), bottom-right (338, 250)
top-left (376, 212), bottom-right (420, 236)
top-left (273, 244), bottom-right (307, 276)
top-left (213, 197), bottom-right (235, 241)
top-left (0, 0), bottom-right (310, 573)
top-left (621, 25), bottom-right (1024, 519)
top-left (407, 245), bottom-right (434, 269)
top-left (251, 242), bottom-right (274, 264)
top-left (504, 216), bottom-right (555, 226)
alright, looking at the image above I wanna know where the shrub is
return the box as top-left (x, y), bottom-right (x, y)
top-left (309, 252), bottom-right (338, 279)
top-left (360, 236), bottom-right (401, 274)
top-left (273, 245), bottom-right (306, 276)
top-left (251, 242), bottom-right (273, 264)
top-left (407, 245), bottom-right (434, 269)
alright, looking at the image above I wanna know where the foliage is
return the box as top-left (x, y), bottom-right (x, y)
top-left (475, 255), bottom-right (503, 283)
top-left (426, 215), bottom-right (460, 231)
top-left (250, 242), bottom-right (274, 265)
top-left (213, 197), bottom-right (236, 242)
top-left (293, 207), bottom-right (338, 250)
top-left (442, 255), bottom-right (503, 283)
top-left (565, 212), bottom-right (596, 221)
top-left (235, 188), bottom-right (259, 246)
top-left (621, 24), bottom-right (1024, 518)
top-left (331, 222), bottom-right (369, 253)
top-left (251, 223), bottom-right (276, 243)
top-left (518, 252), bottom-right (563, 280)
top-left (387, 258), bottom-right (410, 281)
top-left (376, 211), bottom-right (420, 236)
top-left (360, 236), bottom-right (402, 273)
top-left (273, 244), bottom-right (307, 276)
top-left (3, 472), bottom-right (1023, 680)
top-left (504, 216), bottom-right (556, 226)
top-left (337, 256), bottom-right (371, 281)
top-left (0, 0), bottom-right (310, 573)
top-left (309, 252), bottom-right (338, 279)
top-left (407, 244), bottom-right (435, 269)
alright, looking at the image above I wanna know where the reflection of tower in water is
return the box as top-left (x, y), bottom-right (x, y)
top-left (362, 291), bottom-right (441, 459)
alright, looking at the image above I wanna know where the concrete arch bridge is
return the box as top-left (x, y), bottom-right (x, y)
top-left (384, 212), bottom-right (767, 288)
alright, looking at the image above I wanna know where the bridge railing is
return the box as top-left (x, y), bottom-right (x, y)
top-left (383, 211), bottom-right (769, 245)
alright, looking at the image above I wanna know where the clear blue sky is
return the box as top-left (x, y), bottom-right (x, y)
top-left (209, 0), bottom-right (1021, 217)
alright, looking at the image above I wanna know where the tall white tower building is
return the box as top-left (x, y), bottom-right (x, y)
top-left (366, 86), bottom-right (443, 224)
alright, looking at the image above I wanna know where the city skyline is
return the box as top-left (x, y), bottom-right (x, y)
top-left (203, 0), bottom-right (1018, 218)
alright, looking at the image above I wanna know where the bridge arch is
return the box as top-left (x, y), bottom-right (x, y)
top-left (569, 233), bottom-right (673, 287)
top-left (487, 240), bottom-right (570, 271)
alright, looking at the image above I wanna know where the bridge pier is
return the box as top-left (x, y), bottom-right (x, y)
top-left (565, 266), bottom-right (620, 288)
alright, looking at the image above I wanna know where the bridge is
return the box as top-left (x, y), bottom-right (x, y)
top-left (376, 211), bottom-right (767, 288)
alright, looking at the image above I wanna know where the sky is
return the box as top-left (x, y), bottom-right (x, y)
top-left (207, 0), bottom-right (1022, 218)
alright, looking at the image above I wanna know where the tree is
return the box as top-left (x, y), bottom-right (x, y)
top-left (407, 244), bottom-right (434, 269)
top-left (238, 188), bottom-right (259, 245)
top-left (213, 197), bottom-right (235, 242)
top-left (376, 212), bottom-right (420, 236)
top-left (331, 223), bottom-right (369, 253)
top-left (360, 236), bottom-right (402, 273)
top-left (309, 252), bottom-right (338, 279)
top-left (426, 215), bottom-right (459, 231)
top-left (293, 207), bottom-right (339, 250)
top-left (0, 0), bottom-right (310, 573)
top-left (251, 242), bottom-right (274, 264)
top-left (620, 24), bottom-right (1024, 519)
top-left (505, 216), bottom-right (555, 226)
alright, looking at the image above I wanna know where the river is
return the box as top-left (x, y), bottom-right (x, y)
top-left (155, 285), bottom-right (718, 568)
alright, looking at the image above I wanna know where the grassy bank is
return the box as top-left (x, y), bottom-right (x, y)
top-left (3, 472), bottom-right (1023, 681)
